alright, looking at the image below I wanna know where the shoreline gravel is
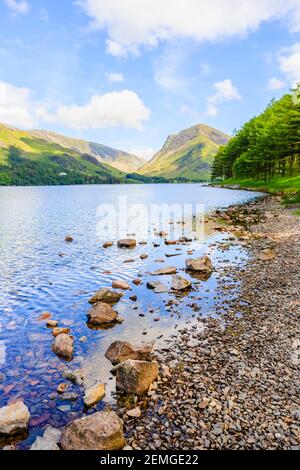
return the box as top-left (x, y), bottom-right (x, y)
top-left (121, 196), bottom-right (300, 450)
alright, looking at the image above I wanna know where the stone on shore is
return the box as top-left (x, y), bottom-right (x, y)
top-left (112, 280), bottom-right (130, 290)
top-left (258, 248), bottom-right (276, 261)
top-left (60, 410), bottom-right (125, 451)
top-left (115, 359), bottom-right (158, 395)
top-left (0, 401), bottom-right (30, 435)
top-left (153, 266), bottom-right (177, 276)
top-left (84, 383), bottom-right (106, 407)
top-left (171, 275), bottom-right (192, 291)
top-left (118, 239), bottom-right (137, 249)
top-left (30, 426), bottom-right (61, 451)
top-left (165, 240), bottom-right (177, 246)
top-left (89, 288), bottom-right (123, 305)
top-left (185, 256), bottom-right (213, 273)
top-left (52, 334), bottom-right (74, 360)
top-left (105, 341), bottom-right (154, 365)
top-left (127, 407), bottom-right (142, 418)
top-left (87, 302), bottom-right (118, 326)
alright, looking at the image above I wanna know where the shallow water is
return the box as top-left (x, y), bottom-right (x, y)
top-left (0, 183), bottom-right (260, 448)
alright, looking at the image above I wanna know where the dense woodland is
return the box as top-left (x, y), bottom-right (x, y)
top-left (211, 87), bottom-right (300, 183)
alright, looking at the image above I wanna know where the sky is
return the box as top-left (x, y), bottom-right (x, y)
top-left (0, 0), bottom-right (300, 159)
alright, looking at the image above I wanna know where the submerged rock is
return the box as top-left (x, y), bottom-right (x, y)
top-left (115, 359), bottom-right (158, 395)
top-left (52, 334), bottom-right (74, 360)
top-left (105, 341), bottom-right (154, 365)
top-left (185, 256), bottom-right (213, 273)
top-left (147, 281), bottom-right (169, 293)
top-left (0, 401), bottom-right (30, 435)
top-left (171, 275), bottom-right (192, 291)
top-left (87, 302), bottom-right (118, 326)
top-left (117, 239), bottom-right (137, 249)
top-left (89, 288), bottom-right (123, 305)
top-left (63, 370), bottom-right (83, 386)
top-left (30, 426), bottom-right (61, 451)
top-left (60, 410), bottom-right (125, 451)
top-left (112, 280), bottom-right (130, 290)
top-left (153, 266), bottom-right (177, 276)
top-left (84, 383), bottom-right (106, 407)
top-left (103, 242), bottom-right (113, 248)
top-left (65, 235), bottom-right (74, 243)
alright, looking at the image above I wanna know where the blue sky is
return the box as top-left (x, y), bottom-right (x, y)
top-left (0, 0), bottom-right (300, 158)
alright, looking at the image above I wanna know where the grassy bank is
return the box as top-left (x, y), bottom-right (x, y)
top-left (217, 175), bottom-right (300, 194)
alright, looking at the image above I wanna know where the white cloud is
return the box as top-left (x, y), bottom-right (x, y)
top-left (79, 0), bottom-right (300, 57)
top-left (0, 81), bottom-right (37, 128)
top-left (278, 43), bottom-right (300, 88)
top-left (207, 79), bottom-right (241, 116)
top-left (106, 72), bottom-right (125, 83)
top-left (268, 77), bottom-right (285, 91)
top-left (0, 81), bottom-right (150, 131)
top-left (46, 90), bottom-right (150, 130)
top-left (5, 0), bottom-right (30, 15)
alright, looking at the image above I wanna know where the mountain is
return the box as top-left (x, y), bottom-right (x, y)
top-left (0, 123), bottom-right (136, 186)
top-left (139, 124), bottom-right (229, 181)
top-left (30, 130), bottom-right (144, 173)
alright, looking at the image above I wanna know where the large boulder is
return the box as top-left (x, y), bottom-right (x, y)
top-left (115, 360), bottom-right (158, 395)
top-left (117, 239), bottom-right (137, 249)
top-left (0, 401), bottom-right (30, 435)
top-left (89, 288), bottom-right (123, 305)
top-left (153, 266), bottom-right (177, 276)
top-left (84, 383), bottom-right (106, 407)
top-left (52, 334), bottom-right (74, 360)
top-left (60, 410), bottom-right (125, 451)
top-left (185, 256), bottom-right (212, 273)
top-left (87, 303), bottom-right (118, 326)
top-left (30, 426), bottom-right (61, 451)
top-left (105, 341), bottom-right (154, 366)
top-left (171, 275), bottom-right (192, 291)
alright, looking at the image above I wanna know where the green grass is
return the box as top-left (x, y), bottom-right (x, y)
top-left (218, 175), bottom-right (300, 194)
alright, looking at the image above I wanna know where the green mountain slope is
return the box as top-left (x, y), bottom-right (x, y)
top-left (30, 129), bottom-right (144, 173)
top-left (0, 123), bottom-right (131, 186)
top-left (139, 124), bottom-right (229, 181)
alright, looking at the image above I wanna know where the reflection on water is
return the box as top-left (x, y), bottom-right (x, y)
top-left (0, 184), bottom-right (260, 448)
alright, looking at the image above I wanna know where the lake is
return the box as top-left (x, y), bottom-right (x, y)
top-left (0, 183), bottom-right (260, 448)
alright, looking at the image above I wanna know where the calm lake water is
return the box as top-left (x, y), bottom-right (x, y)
top-left (0, 184), bottom-right (260, 448)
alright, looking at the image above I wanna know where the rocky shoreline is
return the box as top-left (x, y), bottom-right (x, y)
top-left (1, 195), bottom-right (299, 450)
top-left (119, 196), bottom-right (300, 450)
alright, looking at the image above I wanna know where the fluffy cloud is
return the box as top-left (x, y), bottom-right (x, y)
top-left (47, 90), bottom-right (150, 130)
top-left (0, 81), bottom-right (37, 128)
top-left (207, 79), bottom-right (241, 116)
top-left (0, 81), bottom-right (150, 131)
top-left (105, 72), bottom-right (125, 83)
top-left (79, 0), bottom-right (300, 57)
top-left (278, 43), bottom-right (300, 87)
top-left (4, 0), bottom-right (30, 15)
top-left (268, 77), bottom-right (285, 91)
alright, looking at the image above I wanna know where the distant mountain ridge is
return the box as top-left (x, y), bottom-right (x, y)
top-left (29, 129), bottom-right (144, 173)
top-left (0, 122), bottom-right (141, 186)
top-left (139, 124), bottom-right (229, 181)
